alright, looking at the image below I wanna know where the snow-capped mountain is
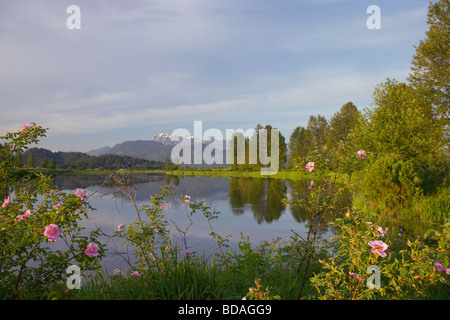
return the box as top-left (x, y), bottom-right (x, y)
top-left (150, 133), bottom-right (177, 145)
top-left (150, 133), bottom-right (215, 145)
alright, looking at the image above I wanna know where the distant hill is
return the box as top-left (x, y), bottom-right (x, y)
top-left (108, 140), bottom-right (173, 162)
top-left (86, 146), bottom-right (111, 156)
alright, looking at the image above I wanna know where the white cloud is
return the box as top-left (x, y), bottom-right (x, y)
top-left (0, 0), bottom-right (430, 151)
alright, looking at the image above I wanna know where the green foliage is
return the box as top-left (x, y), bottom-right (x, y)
top-left (310, 213), bottom-right (450, 300)
top-left (288, 126), bottom-right (311, 167)
top-left (361, 79), bottom-right (443, 167)
top-left (327, 102), bottom-right (361, 149)
top-left (244, 278), bottom-right (280, 300)
top-left (26, 154), bottom-right (35, 168)
top-left (306, 115), bottom-right (328, 152)
top-left (227, 123), bottom-right (287, 171)
top-left (358, 153), bottom-right (423, 211)
top-left (288, 115), bottom-right (329, 168)
top-left (0, 124), bottom-right (105, 299)
top-left (408, 0), bottom-right (450, 130)
top-left (22, 147), bottom-right (166, 171)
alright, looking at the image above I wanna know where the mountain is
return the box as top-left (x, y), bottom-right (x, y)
top-left (150, 133), bottom-right (177, 145)
top-left (108, 140), bottom-right (173, 162)
top-left (86, 146), bottom-right (111, 156)
top-left (87, 133), bottom-right (228, 167)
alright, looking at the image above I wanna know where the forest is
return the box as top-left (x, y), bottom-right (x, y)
top-left (7, 147), bottom-right (168, 171)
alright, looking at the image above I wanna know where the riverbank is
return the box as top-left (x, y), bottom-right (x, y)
top-left (145, 168), bottom-right (316, 181)
top-left (16, 167), bottom-right (317, 181)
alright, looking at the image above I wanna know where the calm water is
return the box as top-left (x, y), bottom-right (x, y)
top-left (51, 173), bottom-right (351, 272)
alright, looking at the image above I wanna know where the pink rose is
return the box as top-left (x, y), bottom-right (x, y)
top-left (44, 224), bottom-right (61, 242)
top-left (368, 240), bottom-right (389, 257)
top-left (16, 209), bottom-right (31, 220)
top-left (85, 242), bottom-right (99, 257)
top-left (20, 123), bottom-right (31, 133)
top-left (74, 188), bottom-right (87, 201)
top-left (357, 150), bottom-right (367, 159)
top-left (2, 197), bottom-right (10, 208)
top-left (305, 162), bottom-right (315, 172)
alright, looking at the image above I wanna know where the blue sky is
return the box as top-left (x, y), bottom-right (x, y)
top-left (0, 0), bottom-right (431, 152)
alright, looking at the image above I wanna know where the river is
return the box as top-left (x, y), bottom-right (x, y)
top-left (51, 172), bottom-right (351, 272)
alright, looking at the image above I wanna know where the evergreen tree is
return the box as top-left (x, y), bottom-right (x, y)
top-left (48, 159), bottom-right (56, 169)
top-left (408, 0), bottom-right (449, 138)
top-left (327, 102), bottom-right (361, 150)
top-left (14, 151), bottom-right (23, 168)
top-left (306, 115), bottom-right (328, 152)
top-left (26, 154), bottom-right (35, 168)
top-left (288, 115), bottom-right (327, 167)
top-left (288, 126), bottom-right (311, 167)
top-left (40, 158), bottom-right (49, 168)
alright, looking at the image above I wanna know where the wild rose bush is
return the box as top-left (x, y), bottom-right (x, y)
top-left (0, 124), bottom-right (105, 299)
top-left (310, 213), bottom-right (449, 299)
top-left (112, 175), bottom-right (231, 274)
top-left (113, 181), bottom-right (175, 272)
top-left (291, 148), bottom-right (449, 299)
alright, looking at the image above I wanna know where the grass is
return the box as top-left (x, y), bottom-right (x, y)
top-left (67, 241), bottom-right (314, 300)
top-left (19, 167), bottom-right (317, 182)
top-left (73, 259), bottom-right (228, 300)
top-left (132, 167), bottom-right (315, 181)
top-left (63, 224), bottom-right (449, 300)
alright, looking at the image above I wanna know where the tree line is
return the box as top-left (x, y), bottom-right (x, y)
top-left (11, 147), bottom-right (167, 171)
top-left (227, 0), bottom-right (449, 201)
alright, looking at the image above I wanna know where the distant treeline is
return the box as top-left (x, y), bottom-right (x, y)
top-left (226, 102), bottom-right (361, 171)
top-left (15, 147), bottom-right (173, 171)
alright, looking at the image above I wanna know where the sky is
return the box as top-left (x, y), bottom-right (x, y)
top-left (0, 0), bottom-right (431, 152)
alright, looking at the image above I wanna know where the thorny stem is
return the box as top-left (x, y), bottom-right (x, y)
top-left (297, 171), bottom-right (340, 299)
top-left (109, 172), bottom-right (158, 268)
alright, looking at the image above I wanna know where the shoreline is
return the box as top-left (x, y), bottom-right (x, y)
top-left (17, 167), bottom-right (318, 181)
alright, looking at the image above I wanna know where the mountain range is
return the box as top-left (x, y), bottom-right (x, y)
top-left (87, 133), bottom-right (228, 167)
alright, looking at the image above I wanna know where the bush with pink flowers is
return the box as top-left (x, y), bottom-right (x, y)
top-left (0, 124), bottom-right (105, 299)
top-left (309, 209), bottom-right (449, 299)
top-left (284, 143), bottom-right (449, 300)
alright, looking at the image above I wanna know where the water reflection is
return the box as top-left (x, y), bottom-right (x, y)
top-left (52, 172), bottom-right (352, 227)
top-left (229, 177), bottom-right (287, 224)
top-left (48, 173), bottom-right (352, 271)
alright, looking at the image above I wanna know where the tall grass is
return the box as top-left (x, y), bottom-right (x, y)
top-left (74, 256), bottom-right (228, 300)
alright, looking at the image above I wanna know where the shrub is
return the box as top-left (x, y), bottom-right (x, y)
top-left (310, 212), bottom-right (450, 300)
top-left (0, 124), bottom-right (105, 299)
top-left (359, 153), bottom-right (423, 211)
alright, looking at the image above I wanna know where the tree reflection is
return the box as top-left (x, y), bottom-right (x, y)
top-left (228, 177), bottom-right (353, 227)
top-left (50, 173), bottom-right (352, 227)
top-left (228, 177), bottom-right (287, 224)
